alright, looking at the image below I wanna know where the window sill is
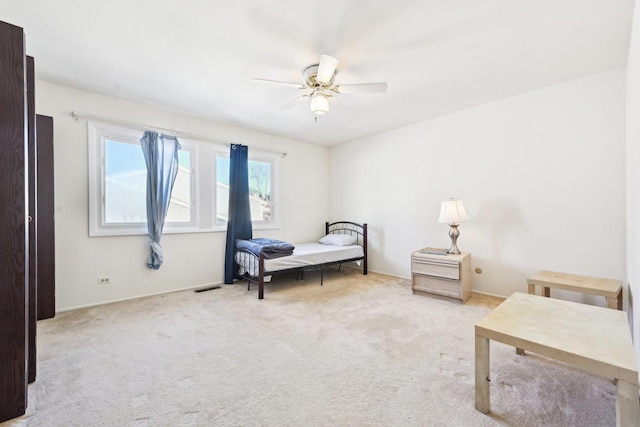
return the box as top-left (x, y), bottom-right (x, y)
top-left (89, 223), bottom-right (280, 237)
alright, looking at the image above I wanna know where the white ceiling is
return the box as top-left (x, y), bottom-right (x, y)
top-left (0, 0), bottom-right (635, 146)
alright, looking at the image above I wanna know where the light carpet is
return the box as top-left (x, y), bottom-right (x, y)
top-left (2, 268), bottom-right (617, 426)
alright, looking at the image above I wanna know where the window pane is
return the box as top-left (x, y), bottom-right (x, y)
top-left (216, 156), bottom-right (229, 223)
top-left (165, 151), bottom-right (191, 223)
top-left (104, 139), bottom-right (146, 224)
top-left (104, 139), bottom-right (192, 225)
top-left (248, 160), bottom-right (271, 221)
top-left (215, 156), bottom-right (272, 223)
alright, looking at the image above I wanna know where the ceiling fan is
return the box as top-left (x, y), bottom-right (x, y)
top-left (253, 54), bottom-right (387, 117)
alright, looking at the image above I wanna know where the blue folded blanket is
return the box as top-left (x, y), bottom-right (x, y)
top-left (236, 238), bottom-right (295, 259)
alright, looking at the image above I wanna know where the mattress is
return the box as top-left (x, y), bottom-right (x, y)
top-left (236, 242), bottom-right (364, 278)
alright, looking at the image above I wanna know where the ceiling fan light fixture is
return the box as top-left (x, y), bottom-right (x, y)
top-left (310, 93), bottom-right (329, 115)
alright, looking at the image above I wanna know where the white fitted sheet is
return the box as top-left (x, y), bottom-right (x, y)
top-left (236, 242), bottom-right (364, 278)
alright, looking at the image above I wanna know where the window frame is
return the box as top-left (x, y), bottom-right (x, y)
top-left (88, 121), bottom-right (281, 237)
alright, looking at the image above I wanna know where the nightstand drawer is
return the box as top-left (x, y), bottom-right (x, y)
top-left (411, 250), bottom-right (470, 303)
top-left (413, 275), bottom-right (461, 298)
top-left (411, 258), bottom-right (460, 280)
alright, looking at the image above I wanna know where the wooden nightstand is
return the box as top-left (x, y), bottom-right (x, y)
top-left (411, 249), bottom-right (471, 302)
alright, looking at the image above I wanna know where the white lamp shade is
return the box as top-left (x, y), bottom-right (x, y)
top-left (437, 199), bottom-right (469, 224)
top-left (310, 93), bottom-right (329, 115)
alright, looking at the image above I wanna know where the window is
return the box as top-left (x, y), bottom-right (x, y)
top-left (88, 122), bottom-right (280, 236)
top-left (214, 153), bottom-right (277, 225)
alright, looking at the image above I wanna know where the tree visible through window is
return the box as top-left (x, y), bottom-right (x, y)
top-left (249, 160), bottom-right (272, 221)
top-left (216, 156), bottom-right (272, 223)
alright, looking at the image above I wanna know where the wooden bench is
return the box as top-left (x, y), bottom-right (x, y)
top-left (527, 270), bottom-right (622, 310)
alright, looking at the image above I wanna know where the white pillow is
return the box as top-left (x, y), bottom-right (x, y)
top-left (319, 233), bottom-right (357, 246)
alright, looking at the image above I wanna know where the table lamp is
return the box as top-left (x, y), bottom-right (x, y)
top-left (437, 198), bottom-right (469, 255)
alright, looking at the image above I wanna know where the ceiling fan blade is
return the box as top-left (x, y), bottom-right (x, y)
top-left (335, 82), bottom-right (388, 94)
top-left (316, 55), bottom-right (339, 84)
top-left (278, 94), bottom-right (310, 110)
top-left (330, 94), bottom-right (351, 111)
top-left (253, 78), bottom-right (304, 89)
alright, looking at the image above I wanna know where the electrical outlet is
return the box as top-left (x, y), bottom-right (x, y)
top-left (98, 276), bottom-right (111, 284)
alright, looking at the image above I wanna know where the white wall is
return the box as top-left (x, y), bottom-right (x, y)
top-left (329, 68), bottom-right (626, 302)
top-left (37, 65), bottom-right (628, 313)
top-left (36, 81), bottom-right (330, 311)
top-left (626, 2), bottom-right (640, 365)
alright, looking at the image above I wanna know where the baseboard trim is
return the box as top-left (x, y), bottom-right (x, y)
top-left (56, 280), bottom-right (224, 314)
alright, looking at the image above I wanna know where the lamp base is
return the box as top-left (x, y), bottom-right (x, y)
top-left (447, 224), bottom-right (462, 255)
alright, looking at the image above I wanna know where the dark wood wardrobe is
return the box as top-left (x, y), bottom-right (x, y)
top-left (37, 114), bottom-right (56, 322)
top-left (0, 20), bottom-right (56, 423)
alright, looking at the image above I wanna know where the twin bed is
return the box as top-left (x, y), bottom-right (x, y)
top-left (234, 221), bottom-right (368, 299)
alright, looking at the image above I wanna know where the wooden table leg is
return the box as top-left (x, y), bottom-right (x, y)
top-left (519, 284), bottom-right (536, 355)
top-left (618, 293), bottom-right (623, 310)
top-left (475, 335), bottom-right (490, 413)
top-left (543, 286), bottom-right (550, 297)
top-left (615, 379), bottom-right (640, 427)
top-left (607, 297), bottom-right (618, 310)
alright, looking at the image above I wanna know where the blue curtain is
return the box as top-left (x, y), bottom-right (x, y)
top-left (224, 144), bottom-right (253, 284)
top-left (140, 131), bottom-right (181, 270)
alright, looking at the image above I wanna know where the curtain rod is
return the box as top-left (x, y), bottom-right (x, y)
top-left (70, 110), bottom-right (287, 158)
